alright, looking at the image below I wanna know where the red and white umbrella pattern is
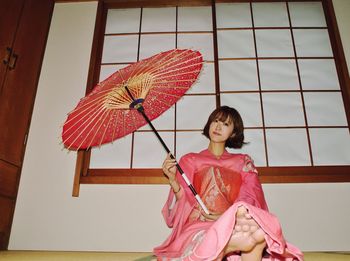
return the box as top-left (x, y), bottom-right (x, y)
top-left (62, 49), bottom-right (203, 150)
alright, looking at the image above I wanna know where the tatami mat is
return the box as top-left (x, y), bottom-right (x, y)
top-left (0, 251), bottom-right (350, 260)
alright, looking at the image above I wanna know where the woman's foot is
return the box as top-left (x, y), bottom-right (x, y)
top-left (225, 206), bottom-right (266, 253)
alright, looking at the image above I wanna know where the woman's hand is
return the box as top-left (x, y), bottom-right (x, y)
top-left (162, 153), bottom-right (177, 182)
top-left (201, 211), bottom-right (222, 221)
top-left (163, 153), bottom-right (182, 197)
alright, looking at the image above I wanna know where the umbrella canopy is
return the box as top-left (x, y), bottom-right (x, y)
top-left (62, 49), bottom-right (203, 150)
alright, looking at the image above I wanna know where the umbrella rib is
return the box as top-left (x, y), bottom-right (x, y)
top-left (152, 62), bottom-right (202, 78)
top-left (154, 70), bottom-right (200, 82)
top-left (110, 110), bottom-right (121, 142)
top-left (145, 93), bottom-right (173, 108)
top-left (62, 102), bottom-right (103, 136)
top-left (153, 84), bottom-right (195, 90)
top-left (73, 108), bottom-right (110, 150)
top-left (149, 89), bottom-right (183, 99)
top-left (64, 105), bottom-right (108, 149)
top-left (64, 86), bottom-right (134, 133)
top-left (129, 49), bottom-right (197, 79)
top-left (152, 64), bottom-right (201, 77)
top-left (85, 109), bottom-right (112, 149)
top-left (129, 50), bottom-right (180, 77)
top-left (153, 76), bottom-right (201, 85)
top-left (117, 67), bottom-right (126, 83)
top-left (122, 111), bottom-right (127, 139)
top-left (129, 109), bottom-right (141, 135)
top-left (64, 107), bottom-right (105, 149)
top-left (134, 56), bottom-right (185, 77)
top-left (128, 53), bottom-right (161, 77)
top-left (155, 78), bottom-right (198, 84)
top-left (106, 91), bottom-right (131, 107)
top-left (98, 111), bottom-right (113, 147)
top-left (63, 90), bottom-right (113, 125)
top-left (153, 55), bottom-right (202, 74)
top-left (62, 98), bottom-right (107, 135)
top-left (151, 84), bottom-right (197, 92)
top-left (144, 51), bottom-right (201, 76)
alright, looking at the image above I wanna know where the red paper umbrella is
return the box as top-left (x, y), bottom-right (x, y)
top-left (62, 49), bottom-right (203, 150)
top-left (62, 48), bottom-right (209, 214)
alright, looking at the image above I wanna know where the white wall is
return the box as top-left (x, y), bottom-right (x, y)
top-left (333, 0), bottom-right (350, 72)
top-left (9, 1), bottom-right (350, 252)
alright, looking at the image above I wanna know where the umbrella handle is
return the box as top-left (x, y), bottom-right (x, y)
top-left (124, 86), bottom-right (210, 215)
top-left (178, 170), bottom-right (210, 215)
top-left (169, 154), bottom-right (209, 214)
top-left (145, 117), bottom-right (210, 215)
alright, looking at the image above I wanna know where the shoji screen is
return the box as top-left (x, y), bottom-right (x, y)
top-left (79, 1), bottom-right (349, 186)
top-left (216, 2), bottom-right (348, 167)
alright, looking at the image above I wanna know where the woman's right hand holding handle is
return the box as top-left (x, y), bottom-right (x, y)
top-left (162, 153), bottom-right (181, 194)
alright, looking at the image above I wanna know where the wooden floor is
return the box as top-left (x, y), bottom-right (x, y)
top-left (0, 251), bottom-right (350, 260)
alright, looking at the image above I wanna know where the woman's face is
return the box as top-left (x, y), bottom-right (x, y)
top-left (208, 116), bottom-right (234, 144)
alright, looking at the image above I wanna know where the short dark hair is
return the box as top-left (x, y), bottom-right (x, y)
top-left (202, 106), bottom-right (246, 149)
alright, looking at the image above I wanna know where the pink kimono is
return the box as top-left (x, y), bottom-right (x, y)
top-left (153, 149), bottom-right (303, 261)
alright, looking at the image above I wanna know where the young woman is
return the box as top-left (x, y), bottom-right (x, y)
top-left (153, 106), bottom-right (303, 261)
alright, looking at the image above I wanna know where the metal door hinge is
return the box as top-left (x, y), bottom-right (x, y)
top-left (24, 133), bottom-right (28, 145)
top-left (3, 47), bottom-right (12, 65)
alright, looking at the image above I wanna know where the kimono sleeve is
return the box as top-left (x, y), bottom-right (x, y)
top-left (161, 153), bottom-right (197, 228)
top-left (235, 155), bottom-right (269, 211)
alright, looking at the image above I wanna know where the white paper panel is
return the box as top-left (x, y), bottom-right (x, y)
top-left (266, 129), bottom-right (311, 166)
top-left (102, 35), bottom-right (139, 63)
top-left (176, 95), bottom-right (216, 130)
top-left (217, 30), bottom-right (255, 58)
top-left (289, 2), bottom-right (326, 27)
top-left (221, 93), bottom-right (262, 127)
top-left (139, 105), bottom-right (175, 131)
top-left (216, 3), bottom-right (252, 28)
top-left (252, 2), bottom-right (289, 27)
top-left (105, 8), bottom-right (140, 34)
top-left (299, 59), bottom-right (340, 90)
top-left (187, 62), bottom-right (215, 94)
top-left (178, 6), bottom-right (212, 31)
top-left (304, 92), bottom-right (348, 126)
top-left (90, 134), bottom-right (132, 168)
top-left (262, 93), bottom-right (305, 127)
top-left (293, 29), bottom-right (333, 57)
top-left (176, 131), bottom-right (208, 160)
top-left (259, 59), bottom-right (299, 90)
top-left (177, 33), bottom-right (214, 61)
top-left (141, 7), bottom-right (176, 32)
top-left (99, 64), bottom-right (126, 82)
top-left (230, 129), bottom-right (266, 167)
top-left (98, 3), bottom-right (347, 171)
top-left (310, 128), bottom-right (350, 165)
top-left (219, 60), bottom-right (259, 91)
top-left (133, 131), bottom-right (174, 168)
top-left (255, 29), bottom-right (294, 57)
top-left (139, 34), bottom-right (176, 60)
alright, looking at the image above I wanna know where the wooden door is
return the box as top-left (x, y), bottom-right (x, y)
top-left (0, 0), bottom-right (54, 250)
top-left (0, 0), bottom-right (54, 166)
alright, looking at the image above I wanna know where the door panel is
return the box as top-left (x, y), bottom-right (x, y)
top-left (0, 196), bottom-right (15, 250)
top-left (0, 0), bottom-right (24, 95)
top-left (0, 160), bottom-right (19, 198)
top-left (0, 0), bottom-right (54, 165)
